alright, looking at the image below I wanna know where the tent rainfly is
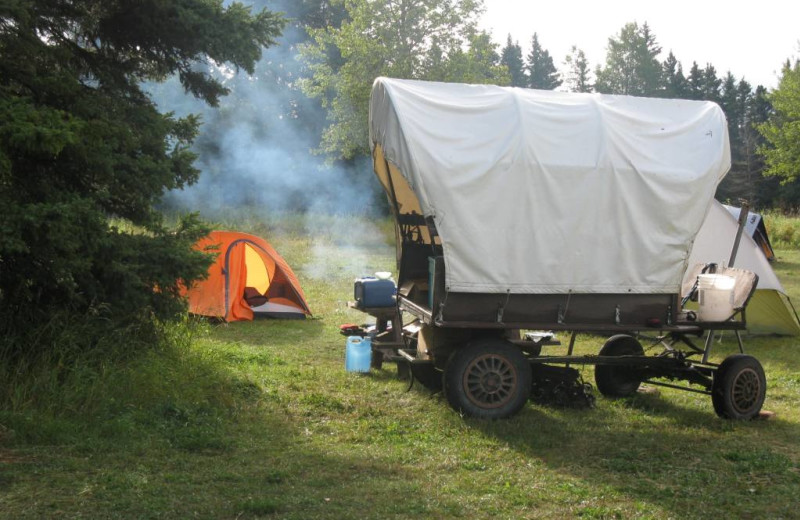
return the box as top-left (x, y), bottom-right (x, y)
top-left (723, 204), bottom-right (776, 261)
top-left (186, 231), bottom-right (311, 321)
top-left (686, 201), bottom-right (800, 335)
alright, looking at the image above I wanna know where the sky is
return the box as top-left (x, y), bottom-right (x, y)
top-left (479, 0), bottom-right (799, 89)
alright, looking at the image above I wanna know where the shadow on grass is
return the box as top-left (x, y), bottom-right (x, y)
top-left (471, 390), bottom-right (800, 519)
top-left (0, 341), bottom-right (449, 520)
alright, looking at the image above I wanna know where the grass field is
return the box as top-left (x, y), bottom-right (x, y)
top-left (2, 214), bottom-right (799, 519)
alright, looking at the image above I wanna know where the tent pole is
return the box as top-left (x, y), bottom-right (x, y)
top-left (728, 200), bottom-right (750, 268)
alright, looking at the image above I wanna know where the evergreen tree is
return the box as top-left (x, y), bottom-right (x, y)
top-left (701, 63), bottom-right (722, 103)
top-left (716, 73), bottom-right (751, 203)
top-left (742, 81), bottom-right (776, 207)
top-left (563, 45), bottom-right (593, 93)
top-left (525, 33), bottom-right (562, 90)
top-left (720, 72), bottom-right (741, 157)
top-left (686, 62), bottom-right (704, 100)
top-left (595, 22), bottom-right (662, 96)
top-left (661, 51), bottom-right (687, 98)
top-left (501, 35), bottom-right (527, 87)
top-left (0, 0), bottom-right (285, 351)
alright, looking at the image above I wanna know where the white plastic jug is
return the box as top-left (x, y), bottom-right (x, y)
top-left (697, 274), bottom-right (735, 321)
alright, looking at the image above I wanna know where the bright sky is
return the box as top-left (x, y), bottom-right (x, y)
top-left (480, 0), bottom-right (799, 89)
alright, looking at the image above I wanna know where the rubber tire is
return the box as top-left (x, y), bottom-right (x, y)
top-left (594, 335), bottom-right (644, 397)
top-left (712, 354), bottom-right (766, 420)
top-left (444, 339), bottom-right (532, 419)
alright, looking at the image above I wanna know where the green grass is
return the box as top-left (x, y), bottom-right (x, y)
top-left (2, 214), bottom-right (799, 519)
top-left (764, 211), bottom-right (800, 248)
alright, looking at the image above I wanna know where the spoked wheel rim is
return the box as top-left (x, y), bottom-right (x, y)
top-left (462, 353), bottom-right (518, 409)
top-left (732, 368), bottom-right (762, 414)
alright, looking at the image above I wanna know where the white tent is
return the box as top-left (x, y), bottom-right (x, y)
top-left (723, 204), bottom-right (776, 261)
top-left (686, 201), bottom-right (800, 335)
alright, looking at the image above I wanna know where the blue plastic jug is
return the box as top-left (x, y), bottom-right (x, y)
top-left (345, 336), bottom-right (372, 373)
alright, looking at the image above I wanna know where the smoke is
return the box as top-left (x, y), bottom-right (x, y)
top-left (156, 22), bottom-right (382, 218)
top-left (148, 5), bottom-right (394, 281)
top-left (165, 114), bottom-right (380, 217)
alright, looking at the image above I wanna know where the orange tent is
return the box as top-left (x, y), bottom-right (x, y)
top-left (186, 231), bottom-right (311, 321)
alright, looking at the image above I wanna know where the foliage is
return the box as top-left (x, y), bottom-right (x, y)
top-left (763, 210), bottom-right (800, 247)
top-left (759, 59), bottom-right (800, 185)
top-left (686, 61), bottom-right (704, 99)
top-left (563, 45), bottom-right (592, 93)
top-left (700, 63), bottom-right (722, 103)
top-left (426, 30), bottom-right (509, 85)
top-left (0, 0), bottom-right (284, 355)
top-left (721, 72), bottom-right (742, 148)
top-left (500, 34), bottom-right (526, 87)
top-left (661, 51), bottom-right (687, 98)
top-left (525, 33), bottom-right (561, 90)
top-left (595, 22), bottom-right (662, 96)
top-left (299, 0), bottom-right (509, 160)
top-left (717, 77), bottom-right (768, 206)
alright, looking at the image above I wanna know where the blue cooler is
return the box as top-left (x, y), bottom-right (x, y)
top-left (354, 277), bottom-right (396, 308)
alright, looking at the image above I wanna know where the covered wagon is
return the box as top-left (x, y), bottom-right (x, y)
top-left (364, 77), bottom-right (765, 420)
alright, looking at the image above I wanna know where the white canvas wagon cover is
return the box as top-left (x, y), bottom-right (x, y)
top-left (369, 77), bottom-right (731, 294)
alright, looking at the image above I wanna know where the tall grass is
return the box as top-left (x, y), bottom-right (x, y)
top-left (0, 309), bottom-right (246, 451)
top-left (763, 211), bottom-right (800, 248)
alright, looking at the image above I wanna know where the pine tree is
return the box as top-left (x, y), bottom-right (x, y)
top-left (501, 34), bottom-right (527, 87)
top-left (0, 0), bottom-right (285, 352)
top-left (701, 63), bottom-right (722, 103)
top-left (716, 72), bottom-right (749, 203)
top-left (720, 72), bottom-right (741, 157)
top-left (639, 22), bottom-right (663, 90)
top-left (525, 33), bottom-right (562, 90)
top-left (686, 62), bottom-right (704, 100)
top-left (661, 51), bottom-right (687, 98)
top-left (563, 45), bottom-right (593, 93)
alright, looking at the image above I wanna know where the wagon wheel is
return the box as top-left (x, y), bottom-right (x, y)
top-left (712, 354), bottom-right (766, 420)
top-left (444, 339), bottom-right (531, 419)
top-left (594, 335), bottom-right (644, 397)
